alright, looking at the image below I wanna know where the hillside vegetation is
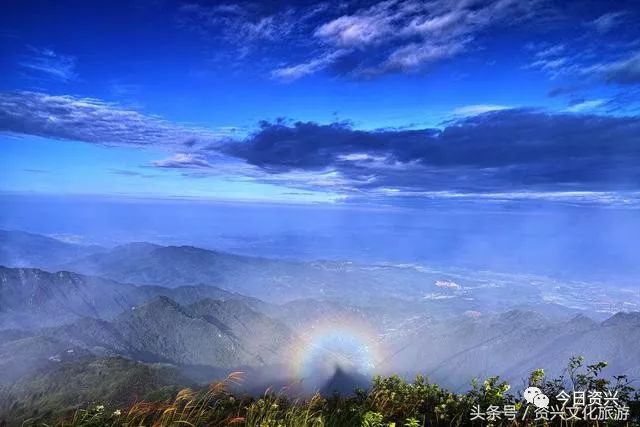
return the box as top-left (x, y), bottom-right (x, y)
top-left (2, 357), bottom-right (638, 426)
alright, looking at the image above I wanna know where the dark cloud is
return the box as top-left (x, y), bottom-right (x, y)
top-left (223, 109), bottom-right (640, 193)
top-left (225, 120), bottom-right (436, 169)
top-left (548, 85), bottom-right (582, 98)
top-left (0, 91), bottom-right (215, 147)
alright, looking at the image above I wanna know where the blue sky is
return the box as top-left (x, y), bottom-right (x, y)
top-left (1, 0), bottom-right (640, 207)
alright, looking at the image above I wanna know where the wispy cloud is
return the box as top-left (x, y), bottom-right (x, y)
top-left (525, 9), bottom-right (639, 88)
top-left (525, 42), bottom-right (581, 79)
top-left (178, 3), bottom-right (295, 43)
top-left (593, 51), bottom-right (640, 85)
top-left (179, 0), bottom-right (546, 81)
top-left (273, 0), bottom-right (540, 79)
top-left (109, 81), bottom-right (142, 98)
top-left (589, 11), bottom-right (628, 34)
top-left (19, 47), bottom-right (77, 81)
top-left (272, 50), bottom-right (346, 81)
top-left (177, 2), bottom-right (326, 63)
top-left (0, 91), bottom-right (216, 147)
top-left (544, 51), bottom-right (640, 92)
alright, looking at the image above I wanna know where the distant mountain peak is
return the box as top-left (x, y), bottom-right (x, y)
top-left (498, 309), bottom-right (548, 325)
top-left (0, 230), bottom-right (104, 270)
top-left (562, 313), bottom-right (598, 332)
top-left (566, 313), bottom-right (596, 325)
top-left (129, 295), bottom-right (188, 317)
top-left (164, 245), bottom-right (212, 252)
top-left (110, 242), bottom-right (162, 253)
top-left (602, 311), bottom-right (640, 327)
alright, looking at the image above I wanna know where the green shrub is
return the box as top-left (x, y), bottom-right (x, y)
top-left (5, 358), bottom-right (638, 427)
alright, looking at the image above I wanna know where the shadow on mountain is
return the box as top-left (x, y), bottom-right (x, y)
top-left (320, 365), bottom-right (370, 395)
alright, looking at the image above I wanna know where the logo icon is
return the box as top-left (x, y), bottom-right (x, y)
top-left (523, 386), bottom-right (549, 408)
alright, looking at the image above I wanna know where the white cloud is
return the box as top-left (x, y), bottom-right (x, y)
top-left (152, 153), bottom-right (213, 169)
top-left (590, 11), bottom-right (628, 33)
top-left (274, 0), bottom-right (539, 79)
top-left (452, 104), bottom-right (511, 116)
top-left (338, 153), bottom-right (388, 162)
top-left (435, 280), bottom-right (461, 290)
top-left (271, 50), bottom-right (346, 81)
top-left (565, 99), bottom-right (606, 113)
top-left (378, 39), bottom-right (468, 74)
top-left (315, 12), bottom-right (392, 47)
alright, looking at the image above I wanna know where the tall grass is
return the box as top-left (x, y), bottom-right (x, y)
top-left (22, 358), bottom-right (640, 426)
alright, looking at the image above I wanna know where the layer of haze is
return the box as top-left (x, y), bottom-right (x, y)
top-left (1, 193), bottom-right (638, 285)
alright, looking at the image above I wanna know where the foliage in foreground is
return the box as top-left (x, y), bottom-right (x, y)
top-left (12, 357), bottom-right (640, 426)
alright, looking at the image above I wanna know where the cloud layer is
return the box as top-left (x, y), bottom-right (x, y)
top-left (2, 90), bottom-right (639, 203)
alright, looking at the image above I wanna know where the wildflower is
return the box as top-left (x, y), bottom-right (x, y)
top-left (112, 409), bottom-right (122, 417)
top-left (95, 405), bottom-right (105, 412)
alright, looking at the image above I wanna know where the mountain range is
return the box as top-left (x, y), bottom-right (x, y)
top-left (0, 266), bottom-right (266, 329)
top-left (382, 309), bottom-right (640, 389)
top-left (0, 230), bottom-right (104, 270)
top-left (0, 229), bottom-right (639, 422)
